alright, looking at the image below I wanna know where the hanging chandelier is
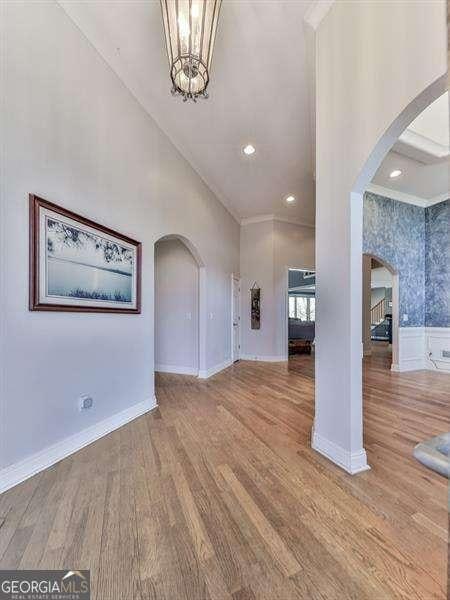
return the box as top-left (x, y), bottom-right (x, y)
top-left (160, 0), bottom-right (222, 101)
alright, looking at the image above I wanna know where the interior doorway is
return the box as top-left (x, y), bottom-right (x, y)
top-left (231, 275), bottom-right (240, 362)
top-left (287, 268), bottom-right (316, 372)
top-left (154, 236), bottom-right (200, 376)
top-left (362, 254), bottom-right (399, 371)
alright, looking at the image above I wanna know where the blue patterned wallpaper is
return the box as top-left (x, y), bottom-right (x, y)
top-left (363, 193), bottom-right (426, 327)
top-left (425, 200), bottom-right (450, 327)
top-left (363, 193), bottom-right (449, 328)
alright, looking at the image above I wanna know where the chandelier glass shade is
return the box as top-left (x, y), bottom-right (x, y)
top-left (160, 0), bottom-right (222, 101)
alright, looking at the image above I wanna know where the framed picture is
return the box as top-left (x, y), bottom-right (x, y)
top-left (29, 194), bottom-right (141, 313)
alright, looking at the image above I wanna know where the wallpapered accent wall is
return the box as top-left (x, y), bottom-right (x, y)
top-left (425, 199), bottom-right (450, 327)
top-left (363, 192), bottom-right (425, 327)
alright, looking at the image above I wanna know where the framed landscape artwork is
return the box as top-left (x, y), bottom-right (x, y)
top-left (29, 194), bottom-right (141, 313)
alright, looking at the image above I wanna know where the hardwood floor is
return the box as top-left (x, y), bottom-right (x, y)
top-left (0, 350), bottom-right (448, 599)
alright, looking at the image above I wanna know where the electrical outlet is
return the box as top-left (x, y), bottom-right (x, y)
top-left (402, 314), bottom-right (408, 323)
top-left (79, 395), bottom-right (93, 411)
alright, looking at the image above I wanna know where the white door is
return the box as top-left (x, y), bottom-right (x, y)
top-left (232, 277), bottom-right (240, 361)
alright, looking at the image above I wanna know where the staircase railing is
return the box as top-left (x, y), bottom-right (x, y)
top-left (371, 298), bottom-right (385, 325)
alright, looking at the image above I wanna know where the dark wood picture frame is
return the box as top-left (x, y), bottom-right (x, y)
top-left (29, 194), bottom-right (142, 313)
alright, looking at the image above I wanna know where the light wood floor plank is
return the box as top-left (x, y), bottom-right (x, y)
top-left (0, 343), bottom-right (448, 599)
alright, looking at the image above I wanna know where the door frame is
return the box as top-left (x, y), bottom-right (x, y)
top-left (284, 265), bottom-right (315, 360)
top-left (231, 274), bottom-right (241, 362)
top-left (363, 253), bottom-right (399, 371)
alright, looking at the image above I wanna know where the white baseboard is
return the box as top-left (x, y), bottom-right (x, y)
top-left (0, 396), bottom-right (157, 495)
top-left (311, 429), bottom-right (370, 475)
top-left (155, 364), bottom-right (198, 376)
top-left (239, 354), bottom-right (288, 362)
top-left (198, 358), bottom-right (233, 379)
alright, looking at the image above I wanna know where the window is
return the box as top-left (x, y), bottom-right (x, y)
top-left (289, 296), bottom-right (315, 322)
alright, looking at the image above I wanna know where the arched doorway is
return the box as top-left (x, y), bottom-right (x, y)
top-left (350, 74), bottom-right (448, 463)
top-left (154, 234), bottom-right (206, 383)
top-left (362, 253), bottom-right (399, 371)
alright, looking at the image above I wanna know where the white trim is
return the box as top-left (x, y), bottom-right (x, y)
top-left (273, 215), bottom-right (315, 229)
top-left (392, 326), bottom-right (450, 373)
top-left (311, 430), bottom-right (370, 475)
top-left (155, 364), bottom-right (198, 376)
top-left (240, 214), bottom-right (274, 225)
top-left (366, 183), bottom-right (447, 208)
top-left (198, 358), bottom-right (233, 379)
top-left (429, 193), bottom-right (449, 205)
top-left (425, 327), bottom-right (450, 372)
top-left (304, 0), bottom-right (335, 30)
top-left (240, 214), bottom-right (315, 229)
top-left (396, 326), bottom-right (426, 372)
top-left (366, 183), bottom-right (428, 207)
top-left (240, 354), bottom-right (288, 362)
top-left (399, 128), bottom-right (449, 159)
top-left (0, 397), bottom-right (157, 495)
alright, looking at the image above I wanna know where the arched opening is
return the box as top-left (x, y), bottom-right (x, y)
top-left (350, 73), bottom-right (448, 464)
top-left (362, 254), bottom-right (399, 371)
top-left (154, 234), bottom-right (206, 385)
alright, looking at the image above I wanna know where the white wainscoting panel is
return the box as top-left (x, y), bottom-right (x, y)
top-left (425, 327), bottom-right (450, 373)
top-left (394, 327), bottom-right (450, 373)
top-left (394, 327), bottom-right (426, 372)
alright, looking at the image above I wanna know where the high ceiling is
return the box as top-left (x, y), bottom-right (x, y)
top-left (60, 0), bottom-right (316, 225)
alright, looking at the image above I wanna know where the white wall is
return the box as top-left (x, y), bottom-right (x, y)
top-left (155, 239), bottom-right (199, 375)
top-left (314, 0), bottom-right (447, 473)
top-left (240, 220), bottom-right (275, 360)
top-left (371, 267), bottom-right (392, 290)
top-left (240, 218), bottom-right (315, 360)
top-left (0, 1), bottom-right (239, 481)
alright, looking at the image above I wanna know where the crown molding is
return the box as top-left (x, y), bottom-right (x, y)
top-left (366, 183), bottom-right (448, 208)
top-left (304, 1), bottom-right (335, 30)
top-left (240, 214), bottom-right (275, 225)
top-left (428, 193), bottom-right (449, 206)
top-left (273, 215), bottom-right (315, 228)
top-left (240, 214), bottom-right (315, 228)
top-left (399, 129), bottom-right (449, 159)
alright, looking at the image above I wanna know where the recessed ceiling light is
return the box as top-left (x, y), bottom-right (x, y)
top-left (285, 195), bottom-right (296, 203)
top-left (243, 144), bottom-right (255, 155)
top-left (389, 169), bottom-right (402, 178)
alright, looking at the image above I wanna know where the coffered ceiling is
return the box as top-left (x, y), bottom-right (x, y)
top-left (371, 92), bottom-right (448, 205)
